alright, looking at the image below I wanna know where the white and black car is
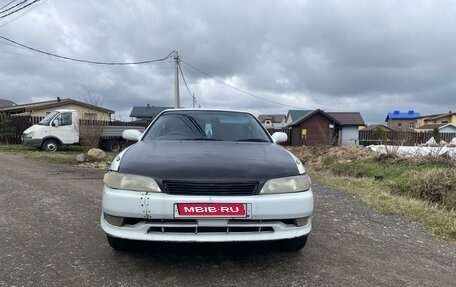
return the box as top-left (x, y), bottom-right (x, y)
top-left (101, 109), bottom-right (314, 251)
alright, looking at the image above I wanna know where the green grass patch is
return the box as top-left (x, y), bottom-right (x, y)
top-left (311, 171), bottom-right (456, 242)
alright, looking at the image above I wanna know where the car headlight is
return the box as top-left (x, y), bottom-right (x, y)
top-left (260, 174), bottom-right (311, 194)
top-left (103, 172), bottom-right (161, 192)
top-left (25, 131), bottom-right (35, 138)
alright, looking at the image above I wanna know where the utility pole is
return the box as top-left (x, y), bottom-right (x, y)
top-left (192, 93), bottom-right (196, 108)
top-left (174, 51), bottom-right (180, 108)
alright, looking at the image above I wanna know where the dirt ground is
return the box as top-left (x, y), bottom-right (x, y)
top-left (0, 152), bottom-right (455, 287)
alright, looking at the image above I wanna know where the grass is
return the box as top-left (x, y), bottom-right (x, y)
top-left (311, 171), bottom-right (456, 242)
top-left (0, 144), bottom-right (115, 165)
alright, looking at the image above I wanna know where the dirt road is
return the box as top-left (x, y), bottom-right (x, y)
top-left (0, 152), bottom-right (455, 287)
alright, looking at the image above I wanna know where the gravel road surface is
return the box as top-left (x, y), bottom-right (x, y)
top-left (0, 152), bottom-right (455, 287)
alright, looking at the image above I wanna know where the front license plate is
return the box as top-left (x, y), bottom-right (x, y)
top-left (175, 203), bottom-right (249, 218)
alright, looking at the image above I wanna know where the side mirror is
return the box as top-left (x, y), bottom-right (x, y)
top-left (271, 132), bottom-right (287, 144)
top-left (52, 119), bottom-right (60, 127)
top-left (123, 129), bottom-right (142, 141)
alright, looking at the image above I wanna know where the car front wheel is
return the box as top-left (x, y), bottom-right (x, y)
top-left (106, 234), bottom-right (129, 251)
top-left (42, 139), bottom-right (59, 152)
top-left (277, 235), bottom-right (308, 251)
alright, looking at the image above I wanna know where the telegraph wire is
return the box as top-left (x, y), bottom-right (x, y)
top-left (0, 35), bottom-right (176, 65)
top-left (180, 59), bottom-right (305, 109)
top-left (0, 0), bottom-right (18, 11)
top-left (0, 0), bottom-right (47, 27)
top-left (178, 61), bottom-right (200, 108)
top-left (0, 0), bottom-right (39, 18)
top-left (0, 0), bottom-right (25, 14)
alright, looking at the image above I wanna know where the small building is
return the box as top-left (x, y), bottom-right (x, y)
top-left (327, 112), bottom-right (365, 145)
top-left (362, 124), bottom-right (394, 132)
top-left (0, 97), bottom-right (114, 120)
top-left (385, 110), bottom-right (420, 131)
top-left (129, 105), bottom-right (172, 121)
top-left (258, 114), bottom-right (286, 129)
top-left (415, 123), bottom-right (456, 133)
top-left (287, 109), bottom-right (339, 146)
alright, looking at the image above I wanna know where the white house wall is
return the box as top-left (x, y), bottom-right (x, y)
top-left (340, 126), bottom-right (359, 145)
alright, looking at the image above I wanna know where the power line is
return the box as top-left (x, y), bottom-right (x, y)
top-left (0, 35), bottom-right (176, 65)
top-left (0, 0), bottom-right (18, 11)
top-left (0, 0), bottom-right (47, 27)
top-left (178, 62), bottom-right (199, 108)
top-left (0, 0), bottom-right (39, 19)
top-left (0, 0), bottom-right (24, 13)
top-left (180, 59), bottom-right (305, 109)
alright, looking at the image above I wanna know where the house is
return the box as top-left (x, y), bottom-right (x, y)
top-left (258, 114), bottom-right (286, 129)
top-left (129, 105), bottom-right (172, 122)
top-left (417, 112), bottom-right (456, 127)
top-left (287, 109), bottom-right (339, 146)
top-left (285, 110), bottom-right (313, 125)
top-left (385, 110), bottom-right (420, 131)
top-left (0, 99), bottom-right (16, 108)
top-left (415, 123), bottom-right (456, 133)
top-left (327, 112), bottom-right (366, 145)
top-left (0, 97), bottom-right (114, 120)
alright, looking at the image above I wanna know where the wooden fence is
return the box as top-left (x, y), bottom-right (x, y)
top-left (358, 130), bottom-right (456, 146)
top-left (0, 115), bottom-right (147, 144)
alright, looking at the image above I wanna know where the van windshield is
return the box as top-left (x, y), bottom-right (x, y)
top-left (38, 111), bottom-right (59, 126)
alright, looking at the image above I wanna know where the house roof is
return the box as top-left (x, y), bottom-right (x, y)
top-left (0, 98), bottom-right (114, 114)
top-left (385, 110), bottom-right (420, 121)
top-left (258, 114), bottom-right (286, 123)
top-left (288, 109), bottom-right (340, 127)
top-left (286, 110), bottom-right (313, 122)
top-left (129, 106), bottom-right (173, 118)
top-left (327, 112), bottom-right (365, 126)
top-left (424, 112), bottom-right (456, 121)
top-left (362, 124), bottom-right (394, 132)
top-left (0, 99), bottom-right (16, 108)
top-left (416, 123), bottom-right (456, 130)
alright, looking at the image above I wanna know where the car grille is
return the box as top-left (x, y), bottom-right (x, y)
top-left (144, 219), bottom-right (283, 234)
top-left (162, 181), bottom-right (259, 196)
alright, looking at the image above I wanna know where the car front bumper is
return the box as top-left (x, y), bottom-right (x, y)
top-left (101, 185), bottom-right (314, 242)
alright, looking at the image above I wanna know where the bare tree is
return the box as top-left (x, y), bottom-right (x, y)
top-left (77, 91), bottom-right (105, 152)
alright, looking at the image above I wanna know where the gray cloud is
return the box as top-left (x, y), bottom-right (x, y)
top-left (0, 0), bottom-right (455, 123)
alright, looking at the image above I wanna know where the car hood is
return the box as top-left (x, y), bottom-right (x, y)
top-left (118, 141), bottom-right (300, 182)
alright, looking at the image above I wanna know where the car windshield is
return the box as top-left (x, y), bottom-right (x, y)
top-left (142, 110), bottom-right (271, 142)
top-left (38, 111), bottom-right (59, 126)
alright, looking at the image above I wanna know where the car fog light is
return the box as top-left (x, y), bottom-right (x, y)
top-left (295, 216), bottom-right (311, 227)
top-left (104, 213), bottom-right (125, 226)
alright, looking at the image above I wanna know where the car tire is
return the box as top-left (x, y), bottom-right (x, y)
top-left (42, 139), bottom-right (59, 152)
top-left (106, 234), bottom-right (129, 251)
top-left (277, 235), bottom-right (308, 251)
top-left (106, 140), bottom-right (121, 152)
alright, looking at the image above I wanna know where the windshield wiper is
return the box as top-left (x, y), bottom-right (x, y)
top-left (236, 138), bottom-right (270, 142)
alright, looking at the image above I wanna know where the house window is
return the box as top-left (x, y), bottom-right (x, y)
top-left (84, 113), bottom-right (97, 120)
top-left (409, 122), bottom-right (415, 128)
top-left (442, 120), bottom-right (448, 124)
top-left (397, 123), bottom-right (402, 127)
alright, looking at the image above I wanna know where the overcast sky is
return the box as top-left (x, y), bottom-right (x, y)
top-left (1, 0), bottom-right (455, 124)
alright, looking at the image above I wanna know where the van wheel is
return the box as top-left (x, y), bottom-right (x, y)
top-left (106, 234), bottom-right (129, 250)
top-left (42, 139), bottom-right (59, 152)
top-left (277, 235), bottom-right (308, 251)
top-left (106, 140), bottom-right (121, 152)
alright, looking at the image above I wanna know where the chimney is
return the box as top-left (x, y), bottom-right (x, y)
top-left (393, 111), bottom-right (400, 114)
top-left (57, 97), bottom-right (61, 102)
top-left (408, 110), bottom-right (414, 114)
top-left (147, 103), bottom-right (150, 108)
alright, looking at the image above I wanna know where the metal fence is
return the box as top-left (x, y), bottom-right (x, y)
top-left (358, 130), bottom-right (456, 146)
